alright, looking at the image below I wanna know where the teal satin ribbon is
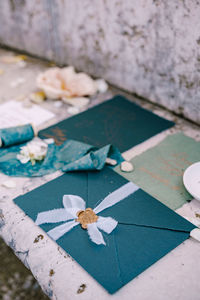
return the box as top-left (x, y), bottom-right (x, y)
top-left (0, 138), bottom-right (123, 177)
top-left (0, 124), bottom-right (34, 147)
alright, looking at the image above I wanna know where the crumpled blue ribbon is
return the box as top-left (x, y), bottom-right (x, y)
top-left (0, 138), bottom-right (123, 177)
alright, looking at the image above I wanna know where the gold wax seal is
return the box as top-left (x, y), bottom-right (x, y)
top-left (76, 208), bottom-right (98, 229)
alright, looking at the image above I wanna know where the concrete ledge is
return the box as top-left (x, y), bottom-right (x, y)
top-left (0, 1), bottom-right (200, 124)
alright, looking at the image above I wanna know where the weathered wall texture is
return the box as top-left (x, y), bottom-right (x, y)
top-left (0, 0), bottom-right (200, 124)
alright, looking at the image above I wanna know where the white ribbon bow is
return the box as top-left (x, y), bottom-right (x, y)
top-left (35, 182), bottom-right (139, 245)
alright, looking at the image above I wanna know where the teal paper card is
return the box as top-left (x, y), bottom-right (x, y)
top-left (14, 167), bottom-right (195, 294)
top-left (39, 95), bottom-right (174, 152)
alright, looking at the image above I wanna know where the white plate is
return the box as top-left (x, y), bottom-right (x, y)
top-left (183, 162), bottom-right (200, 201)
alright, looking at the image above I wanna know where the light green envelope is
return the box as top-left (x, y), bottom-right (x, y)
top-left (115, 133), bottom-right (200, 210)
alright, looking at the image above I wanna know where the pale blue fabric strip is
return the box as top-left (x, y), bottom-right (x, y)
top-left (35, 208), bottom-right (74, 225)
top-left (48, 220), bottom-right (79, 241)
top-left (35, 182), bottom-right (139, 245)
top-left (94, 182), bottom-right (139, 214)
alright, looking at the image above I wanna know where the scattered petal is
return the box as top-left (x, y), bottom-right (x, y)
top-left (62, 97), bottom-right (89, 107)
top-left (67, 106), bottom-right (80, 115)
top-left (106, 157), bottom-right (117, 166)
top-left (53, 101), bottom-right (63, 108)
top-left (30, 91), bottom-right (46, 104)
top-left (2, 180), bottom-right (17, 189)
top-left (16, 55), bottom-right (27, 61)
top-left (95, 79), bottom-right (108, 93)
top-left (17, 60), bottom-right (27, 68)
top-left (43, 138), bottom-right (54, 144)
top-left (15, 94), bottom-right (27, 102)
top-left (190, 228), bottom-right (200, 242)
top-left (10, 77), bottom-right (26, 88)
top-left (120, 161), bottom-right (134, 172)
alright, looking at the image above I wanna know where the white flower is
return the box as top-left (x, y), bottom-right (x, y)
top-left (17, 138), bottom-right (48, 165)
top-left (36, 66), bottom-right (97, 100)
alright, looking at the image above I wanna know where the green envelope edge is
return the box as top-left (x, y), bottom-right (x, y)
top-left (115, 133), bottom-right (200, 210)
top-left (39, 95), bottom-right (175, 152)
top-left (14, 167), bottom-right (195, 294)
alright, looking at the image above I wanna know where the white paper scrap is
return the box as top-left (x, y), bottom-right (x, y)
top-left (0, 101), bottom-right (55, 129)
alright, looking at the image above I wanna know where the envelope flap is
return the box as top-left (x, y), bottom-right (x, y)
top-left (14, 171), bottom-right (89, 222)
top-left (39, 95), bottom-right (174, 151)
top-left (88, 168), bottom-right (195, 233)
top-left (14, 167), bottom-right (195, 294)
top-left (106, 189), bottom-right (195, 232)
top-left (58, 225), bottom-right (125, 293)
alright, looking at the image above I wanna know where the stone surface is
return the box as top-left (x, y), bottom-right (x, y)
top-left (0, 238), bottom-right (48, 300)
top-left (0, 1), bottom-right (200, 124)
top-left (0, 48), bottom-right (200, 299)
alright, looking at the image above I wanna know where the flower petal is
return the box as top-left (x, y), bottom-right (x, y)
top-left (17, 154), bottom-right (30, 164)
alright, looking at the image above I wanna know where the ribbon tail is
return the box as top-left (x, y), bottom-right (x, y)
top-left (96, 216), bottom-right (118, 234)
top-left (87, 223), bottom-right (106, 245)
top-left (94, 182), bottom-right (139, 214)
top-left (35, 208), bottom-right (74, 225)
top-left (47, 220), bottom-right (78, 241)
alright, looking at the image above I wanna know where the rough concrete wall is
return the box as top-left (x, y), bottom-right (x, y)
top-left (0, 0), bottom-right (200, 124)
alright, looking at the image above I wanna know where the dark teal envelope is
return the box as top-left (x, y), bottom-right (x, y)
top-left (14, 168), bottom-right (194, 294)
top-left (39, 95), bottom-right (174, 151)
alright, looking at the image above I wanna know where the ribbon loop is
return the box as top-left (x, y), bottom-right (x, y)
top-left (35, 182), bottom-right (139, 245)
top-left (62, 195), bottom-right (86, 218)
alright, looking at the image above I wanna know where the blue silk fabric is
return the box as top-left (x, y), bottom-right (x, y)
top-left (0, 95), bottom-right (175, 177)
top-left (0, 124), bottom-right (34, 147)
top-left (0, 138), bottom-right (123, 177)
